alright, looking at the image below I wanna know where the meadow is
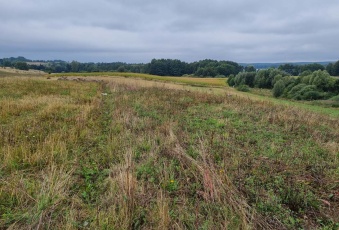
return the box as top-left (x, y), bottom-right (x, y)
top-left (53, 72), bottom-right (339, 117)
top-left (0, 72), bottom-right (338, 229)
top-left (51, 72), bottom-right (227, 87)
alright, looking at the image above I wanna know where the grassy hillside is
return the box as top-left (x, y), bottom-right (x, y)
top-left (52, 72), bottom-right (339, 117)
top-left (0, 68), bottom-right (45, 76)
top-left (0, 77), bottom-right (338, 229)
top-left (51, 72), bottom-right (227, 87)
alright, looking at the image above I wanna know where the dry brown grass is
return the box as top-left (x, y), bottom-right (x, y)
top-left (0, 67), bottom-right (45, 75)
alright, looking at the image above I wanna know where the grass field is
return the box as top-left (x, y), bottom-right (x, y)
top-left (52, 72), bottom-right (339, 118)
top-left (51, 72), bottom-right (227, 87)
top-left (0, 68), bottom-right (45, 77)
top-left (1, 75), bottom-right (339, 229)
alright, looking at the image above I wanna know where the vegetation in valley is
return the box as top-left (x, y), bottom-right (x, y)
top-left (0, 75), bottom-right (338, 229)
top-left (228, 68), bottom-right (339, 107)
top-left (0, 57), bottom-right (243, 77)
top-left (2, 56), bottom-right (339, 78)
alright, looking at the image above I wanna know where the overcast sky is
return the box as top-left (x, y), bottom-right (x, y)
top-left (1, 0), bottom-right (339, 63)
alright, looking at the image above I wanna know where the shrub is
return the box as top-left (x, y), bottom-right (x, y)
top-left (309, 70), bottom-right (332, 91)
top-left (328, 95), bottom-right (339, 107)
top-left (254, 69), bottom-right (271, 88)
top-left (302, 90), bottom-right (321, 100)
top-left (287, 84), bottom-right (307, 99)
top-left (272, 74), bottom-right (283, 85)
top-left (234, 72), bottom-right (256, 87)
top-left (254, 69), bottom-right (289, 89)
top-left (287, 84), bottom-right (322, 100)
top-left (236, 84), bottom-right (250, 92)
top-left (300, 70), bottom-right (312, 77)
top-left (273, 80), bottom-right (285, 98)
top-left (14, 62), bottom-right (29, 70)
top-left (329, 95), bottom-right (339, 101)
top-left (227, 74), bottom-right (236, 86)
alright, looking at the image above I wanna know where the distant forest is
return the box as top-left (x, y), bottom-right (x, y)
top-left (1, 56), bottom-right (339, 77)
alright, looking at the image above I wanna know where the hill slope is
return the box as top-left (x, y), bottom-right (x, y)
top-left (0, 76), bottom-right (338, 229)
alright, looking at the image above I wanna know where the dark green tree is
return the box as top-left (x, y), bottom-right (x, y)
top-left (278, 64), bottom-right (300, 76)
top-left (14, 62), bottom-right (29, 70)
top-left (309, 70), bottom-right (332, 91)
top-left (245, 65), bottom-right (256, 72)
top-left (227, 74), bottom-right (236, 86)
top-left (326, 63), bottom-right (334, 76)
top-left (234, 72), bottom-right (256, 87)
top-left (2, 59), bottom-right (13, 67)
top-left (117, 66), bottom-right (126, 72)
top-left (301, 63), bottom-right (325, 73)
top-left (217, 64), bottom-right (235, 76)
top-left (71, 61), bottom-right (80, 72)
top-left (333, 60), bottom-right (339, 76)
top-left (272, 80), bottom-right (285, 97)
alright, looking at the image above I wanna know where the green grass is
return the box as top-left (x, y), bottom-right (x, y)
top-left (255, 93), bottom-right (339, 117)
top-left (1, 76), bottom-right (338, 229)
top-left (234, 87), bottom-right (339, 117)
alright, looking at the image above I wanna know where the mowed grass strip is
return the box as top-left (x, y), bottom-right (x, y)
top-left (1, 77), bottom-right (338, 229)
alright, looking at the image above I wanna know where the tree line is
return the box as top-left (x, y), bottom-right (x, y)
top-left (278, 62), bottom-right (339, 76)
top-left (0, 57), bottom-right (244, 77)
top-left (1, 57), bottom-right (339, 78)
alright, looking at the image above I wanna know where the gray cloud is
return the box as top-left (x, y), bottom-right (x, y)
top-left (1, 0), bottom-right (338, 62)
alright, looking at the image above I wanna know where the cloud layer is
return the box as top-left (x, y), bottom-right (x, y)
top-left (1, 0), bottom-right (339, 63)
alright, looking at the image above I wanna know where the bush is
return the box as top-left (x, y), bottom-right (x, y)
top-left (227, 74), bottom-right (236, 86)
top-left (329, 95), bottom-right (339, 101)
top-left (234, 72), bottom-right (256, 87)
top-left (236, 84), bottom-right (250, 92)
top-left (287, 84), bottom-right (307, 99)
top-left (254, 69), bottom-right (289, 89)
top-left (117, 66), bottom-right (126, 72)
top-left (14, 62), bottom-right (29, 70)
top-left (302, 90), bottom-right (321, 100)
top-left (327, 95), bottom-right (339, 107)
top-left (300, 70), bottom-right (312, 77)
top-left (273, 80), bottom-right (285, 98)
top-left (309, 70), bottom-right (332, 91)
top-left (287, 84), bottom-right (322, 100)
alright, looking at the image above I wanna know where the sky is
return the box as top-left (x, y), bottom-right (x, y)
top-left (1, 0), bottom-right (339, 63)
